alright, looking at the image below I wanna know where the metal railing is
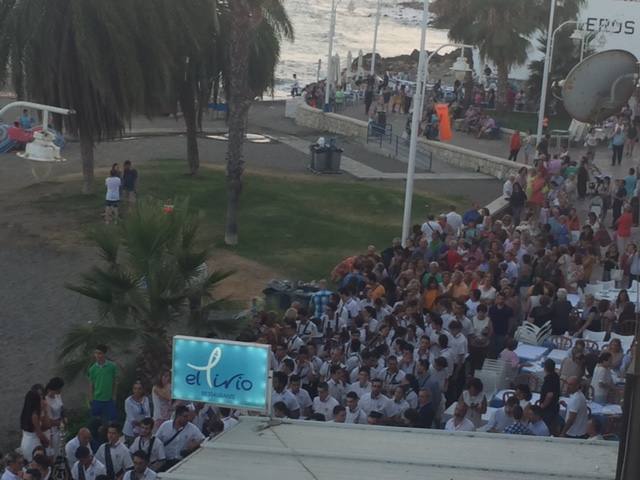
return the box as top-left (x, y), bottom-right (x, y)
top-left (366, 122), bottom-right (433, 172)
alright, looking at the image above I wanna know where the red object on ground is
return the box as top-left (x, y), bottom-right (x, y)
top-left (8, 126), bottom-right (33, 143)
top-left (436, 104), bottom-right (452, 141)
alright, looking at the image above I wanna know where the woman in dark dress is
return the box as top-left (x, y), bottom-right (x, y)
top-left (509, 182), bottom-right (527, 226)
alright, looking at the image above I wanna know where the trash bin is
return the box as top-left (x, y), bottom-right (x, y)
top-left (310, 144), bottom-right (331, 171)
top-left (329, 147), bottom-right (343, 172)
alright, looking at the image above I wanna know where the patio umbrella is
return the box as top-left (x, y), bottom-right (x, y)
top-left (357, 49), bottom-right (364, 79)
top-left (333, 54), bottom-right (341, 87)
top-left (346, 50), bottom-right (353, 83)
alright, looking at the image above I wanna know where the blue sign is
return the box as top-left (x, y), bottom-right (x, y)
top-left (172, 336), bottom-right (270, 412)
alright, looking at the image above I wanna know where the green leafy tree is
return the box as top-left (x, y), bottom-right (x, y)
top-left (218, 0), bottom-right (293, 245)
top-left (0, 0), bottom-right (175, 193)
top-left (59, 198), bottom-right (239, 381)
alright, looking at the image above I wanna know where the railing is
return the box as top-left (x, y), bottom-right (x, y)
top-left (366, 122), bottom-right (433, 172)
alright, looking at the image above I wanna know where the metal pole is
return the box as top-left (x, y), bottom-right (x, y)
top-left (317, 59), bottom-right (322, 83)
top-left (536, 0), bottom-right (557, 142)
top-left (401, 0), bottom-right (429, 246)
top-left (0, 101), bottom-right (74, 118)
top-left (324, 0), bottom-right (338, 111)
top-left (370, 0), bottom-right (382, 76)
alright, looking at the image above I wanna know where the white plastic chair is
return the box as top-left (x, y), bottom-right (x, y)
top-left (609, 333), bottom-right (635, 352)
top-left (583, 284), bottom-right (602, 297)
top-left (597, 280), bottom-right (615, 291)
top-left (582, 330), bottom-right (607, 342)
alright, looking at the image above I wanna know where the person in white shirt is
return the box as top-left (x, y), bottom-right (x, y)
top-left (326, 365), bottom-right (347, 405)
top-left (503, 175), bottom-right (515, 199)
top-left (312, 382), bottom-right (340, 421)
top-left (71, 446), bottom-right (106, 480)
top-left (296, 312), bottom-right (318, 343)
top-left (348, 368), bottom-right (372, 399)
top-left (465, 290), bottom-right (481, 319)
top-left (561, 376), bottom-right (589, 439)
top-left (155, 406), bottom-right (205, 466)
top-left (480, 397), bottom-right (516, 432)
top-left (1, 452), bottom-right (23, 480)
top-left (123, 450), bottom-right (156, 480)
top-left (65, 428), bottom-right (93, 462)
top-left (95, 423), bottom-right (133, 480)
top-left (128, 418), bottom-right (165, 472)
top-left (444, 403), bottom-right (475, 432)
top-left (378, 356), bottom-right (406, 394)
top-left (591, 352), bottom-right (615, 405)
top-left (387, 386), bottom-right (410, 418)
top-left (288, 375), bottom-right (313, 418)
top-left (271, 372), bottom-right (301, 419)
top-left (421, 215), bottom-right (443, 242)
top-left (359, 379), bottom-right (391, 417)
top-left (448, 321), bottom-right (469, 372)
top-left (527, 405), bottom-right (550, 437)
top-left (123, 381), bottom-right (151, 441)
top-left (345, 392), bottom-right (367, 424)
top-left (284, 322), bottom-right (305, 354)
top-left (104, 167), bottom-right (121, 225)
top-left (446, 206), bottom-right (463, 235)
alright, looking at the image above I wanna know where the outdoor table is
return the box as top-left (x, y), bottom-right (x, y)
top-left (514, 344), bottom-right (549, 362)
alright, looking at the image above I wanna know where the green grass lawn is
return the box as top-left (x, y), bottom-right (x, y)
top-left (33, 160), bottom-right (463, 280)
top-left (492, 111), bottom-right (571, 133)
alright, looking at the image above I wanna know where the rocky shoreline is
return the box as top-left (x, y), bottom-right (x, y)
top-left (355, 49), bottom-right (460, 83)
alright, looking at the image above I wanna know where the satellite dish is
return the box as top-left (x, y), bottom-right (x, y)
top-left (562, 50), bottom-right (638, 123)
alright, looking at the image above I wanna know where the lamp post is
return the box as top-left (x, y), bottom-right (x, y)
top-left (370, 0), bottom-right (382, 76)
top-left (570, 27), bottom-right (604, 63)
top-left (400, 1), bottom-right (472, 245)
top-left (536, 0), bottom-right (558, 142)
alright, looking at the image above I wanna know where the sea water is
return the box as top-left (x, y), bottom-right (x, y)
top-left (274, 0), bottom-right (450, 96)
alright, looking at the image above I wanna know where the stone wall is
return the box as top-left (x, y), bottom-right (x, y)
top-left (295, 103), bottom-right (369, 141)
top-left (294, 103), bottom-right (522, 181)
top-left (419, 139), bottom-right (522, 180)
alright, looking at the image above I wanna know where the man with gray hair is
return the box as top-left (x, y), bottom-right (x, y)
top-left (1, 452), bottom-right (24, 480)
top-left (550, 288), bottom-right (573, 335)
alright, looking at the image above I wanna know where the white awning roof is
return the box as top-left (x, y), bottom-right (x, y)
top-left (160, 417), bottom-right (618, 480)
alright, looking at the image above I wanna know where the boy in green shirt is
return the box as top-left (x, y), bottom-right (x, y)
top-left (88, 344), bottom-right (118, 422)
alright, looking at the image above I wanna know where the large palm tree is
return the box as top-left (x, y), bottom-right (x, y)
top-left (219, 0), bottom-right (293, 245)
top-left (59, 198), bottom-right (240, 380)
top-left (430, 0), bottom-right (540, 109)
top-left (0, 0), bottom-right (178, 193)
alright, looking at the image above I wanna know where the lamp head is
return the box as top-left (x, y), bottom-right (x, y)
top-left (451, 55), bottom-right (471, 82)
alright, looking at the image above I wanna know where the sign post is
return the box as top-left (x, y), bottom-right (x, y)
top-left (172, 336), bottom-right (270, 413)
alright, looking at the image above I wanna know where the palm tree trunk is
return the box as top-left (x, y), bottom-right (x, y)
top-left (224, 0), bottom-right (255, 246)
top-left (80, 128), bottom-right (95, 194)
top-left (179, 77), bottom-right (200, 176)
top-left (463, 48), bottom-right (474, 109)
top-left (496, 61), bottom-right (509, 112)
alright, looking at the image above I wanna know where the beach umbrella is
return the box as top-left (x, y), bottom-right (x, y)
top-left (333, 54), bottom-right (341, 87)
top-left (357, 49), bottom-right (364, 79)
top-left (346, 50), bottom-right (353, 82)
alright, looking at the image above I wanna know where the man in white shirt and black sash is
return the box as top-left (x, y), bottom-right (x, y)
top-left (71, 446), bottom-right (106, 480)
top-left (128, 418), bottom-right (165, 472)
top-left (95, 423), bottom-right (133, 480)
top-left (123, 451), bottom-right (156, 480)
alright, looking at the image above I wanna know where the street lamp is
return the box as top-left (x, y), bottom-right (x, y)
top-left (570, 27), bottom-right (605, 63)
top-left (400, 3), bottom-right (473, 246)
top-left (370, 0), bottom-right (382, 76)
top-left (536, 0), bottom-right (558, 142)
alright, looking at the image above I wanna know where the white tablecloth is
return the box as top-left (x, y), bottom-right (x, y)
top-left (515, 344), bottom-right (549, 362)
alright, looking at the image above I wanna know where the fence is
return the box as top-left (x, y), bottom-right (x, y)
top-left (366, 122), bottom-right (433, 172)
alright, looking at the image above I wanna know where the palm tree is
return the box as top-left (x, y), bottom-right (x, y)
top-left (0, 1), bottom-right (178, 193)
top-left (430, 0), bottom-right (540, 109)
top-left (59, 198), bottom-right (240, 381)
top-left (219, 0), bottom-right (293, 245)
top-left (158, 0), bottom-right (221, 176)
